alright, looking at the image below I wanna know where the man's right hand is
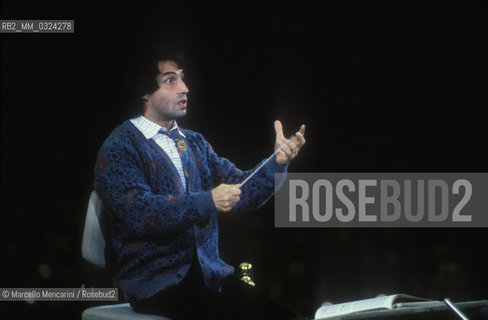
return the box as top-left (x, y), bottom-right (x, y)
top-left (211, 184), bottom-right (241, 212)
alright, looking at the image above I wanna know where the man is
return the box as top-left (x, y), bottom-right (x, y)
top-left (94, 50), bottom-right (305, 319)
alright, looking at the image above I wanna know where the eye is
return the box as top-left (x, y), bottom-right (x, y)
top-left (164, 77), bottom-right (175, 84)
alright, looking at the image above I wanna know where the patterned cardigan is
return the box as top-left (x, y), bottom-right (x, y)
top-left (94, 120), bottom-right (287, 299)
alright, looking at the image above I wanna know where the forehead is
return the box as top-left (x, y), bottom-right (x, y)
top-left (157, 60), bottom-right (182, 74)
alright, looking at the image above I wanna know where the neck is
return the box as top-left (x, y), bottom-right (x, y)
top-left (143, 112), bottom-right (174, 132)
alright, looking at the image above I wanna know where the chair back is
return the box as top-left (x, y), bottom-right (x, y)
top-left (82, 191), bottom-right (106, 268)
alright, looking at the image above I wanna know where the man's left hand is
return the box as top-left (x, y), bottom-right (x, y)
top-left (274, 120), bottom-right (306, 166)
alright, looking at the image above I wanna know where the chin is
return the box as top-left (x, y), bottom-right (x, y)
top-left (175, 111), bottom-right (187, 118)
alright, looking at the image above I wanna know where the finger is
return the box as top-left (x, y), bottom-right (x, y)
top-left (274, 120), bottom-right (285, 140)
top-left (280, 147), bottom-right (295, 161)
top-left (225, 200), bottom-right (238, 210)
top-left (219, 183), bottom-right (230, 190)
top-left (286, 148), bottom-right (297, 160)
top-left (283, 140), bottom-right (298, 155)
top-left (230, 186), bottom-right (241, 195)
top-left (287, 140), bottom-right (297, 151)
top-left (278, 142), bottom-right (293, 156)
top-left (276, 135), bottom-right (292, 150)
top-left (298, 124), bottom-right (306, 137)
top-left (295, 132), bottom-right (306, 147)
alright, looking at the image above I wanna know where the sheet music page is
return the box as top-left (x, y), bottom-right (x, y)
top-left (393, 301), bottom-right (443, 308)
top-left (314, 295), bottom-right (396, 319)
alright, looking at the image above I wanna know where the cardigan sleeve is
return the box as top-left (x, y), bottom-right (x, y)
top-left (94, 138), bottom-right (216, 237)
top-left (202, 136), bottom-right (288, 212)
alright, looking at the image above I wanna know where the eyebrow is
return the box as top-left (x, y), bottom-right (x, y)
top-left (161, 70), bottom-right (184, 77)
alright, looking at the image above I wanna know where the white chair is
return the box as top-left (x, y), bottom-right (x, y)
top-left (81, 191), bottom-right (171, 320)
top-left (82, 191), bottom-right (106, 268)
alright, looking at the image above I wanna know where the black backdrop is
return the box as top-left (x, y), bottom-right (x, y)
top-left (1, 1), bottom-right (487, 319)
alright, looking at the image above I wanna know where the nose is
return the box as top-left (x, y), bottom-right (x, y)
top-left (178, 79), bottom-right (189, 94)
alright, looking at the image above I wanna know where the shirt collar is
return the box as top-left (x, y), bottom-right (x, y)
top-left (131, 115), bottom-right (186, 140)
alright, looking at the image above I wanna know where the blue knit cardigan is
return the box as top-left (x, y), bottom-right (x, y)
top-left (94, 120), bottom-right (287, 299)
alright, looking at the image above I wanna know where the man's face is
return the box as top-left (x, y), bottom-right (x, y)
top-left (144, 60), bottom-right (189, 123)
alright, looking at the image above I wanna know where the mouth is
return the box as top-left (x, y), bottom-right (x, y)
top-left (177, 99), bottom-right (187, 107)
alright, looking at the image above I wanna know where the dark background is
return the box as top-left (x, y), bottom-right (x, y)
top-left (1, 1), bottom-right (487, 319)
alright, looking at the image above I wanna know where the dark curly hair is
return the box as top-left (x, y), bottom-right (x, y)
top-left (123, 46), bottom-right (185, 110)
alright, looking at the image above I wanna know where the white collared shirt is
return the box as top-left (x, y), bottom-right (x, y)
top-left (130, 115), bottom-right (187, 190)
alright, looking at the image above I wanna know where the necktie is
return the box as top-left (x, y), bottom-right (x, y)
top-left (167, 129), bottom-right (191, 185)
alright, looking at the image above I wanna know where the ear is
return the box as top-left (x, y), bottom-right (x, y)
top-left (141, 94), bottom-right (150, 114)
